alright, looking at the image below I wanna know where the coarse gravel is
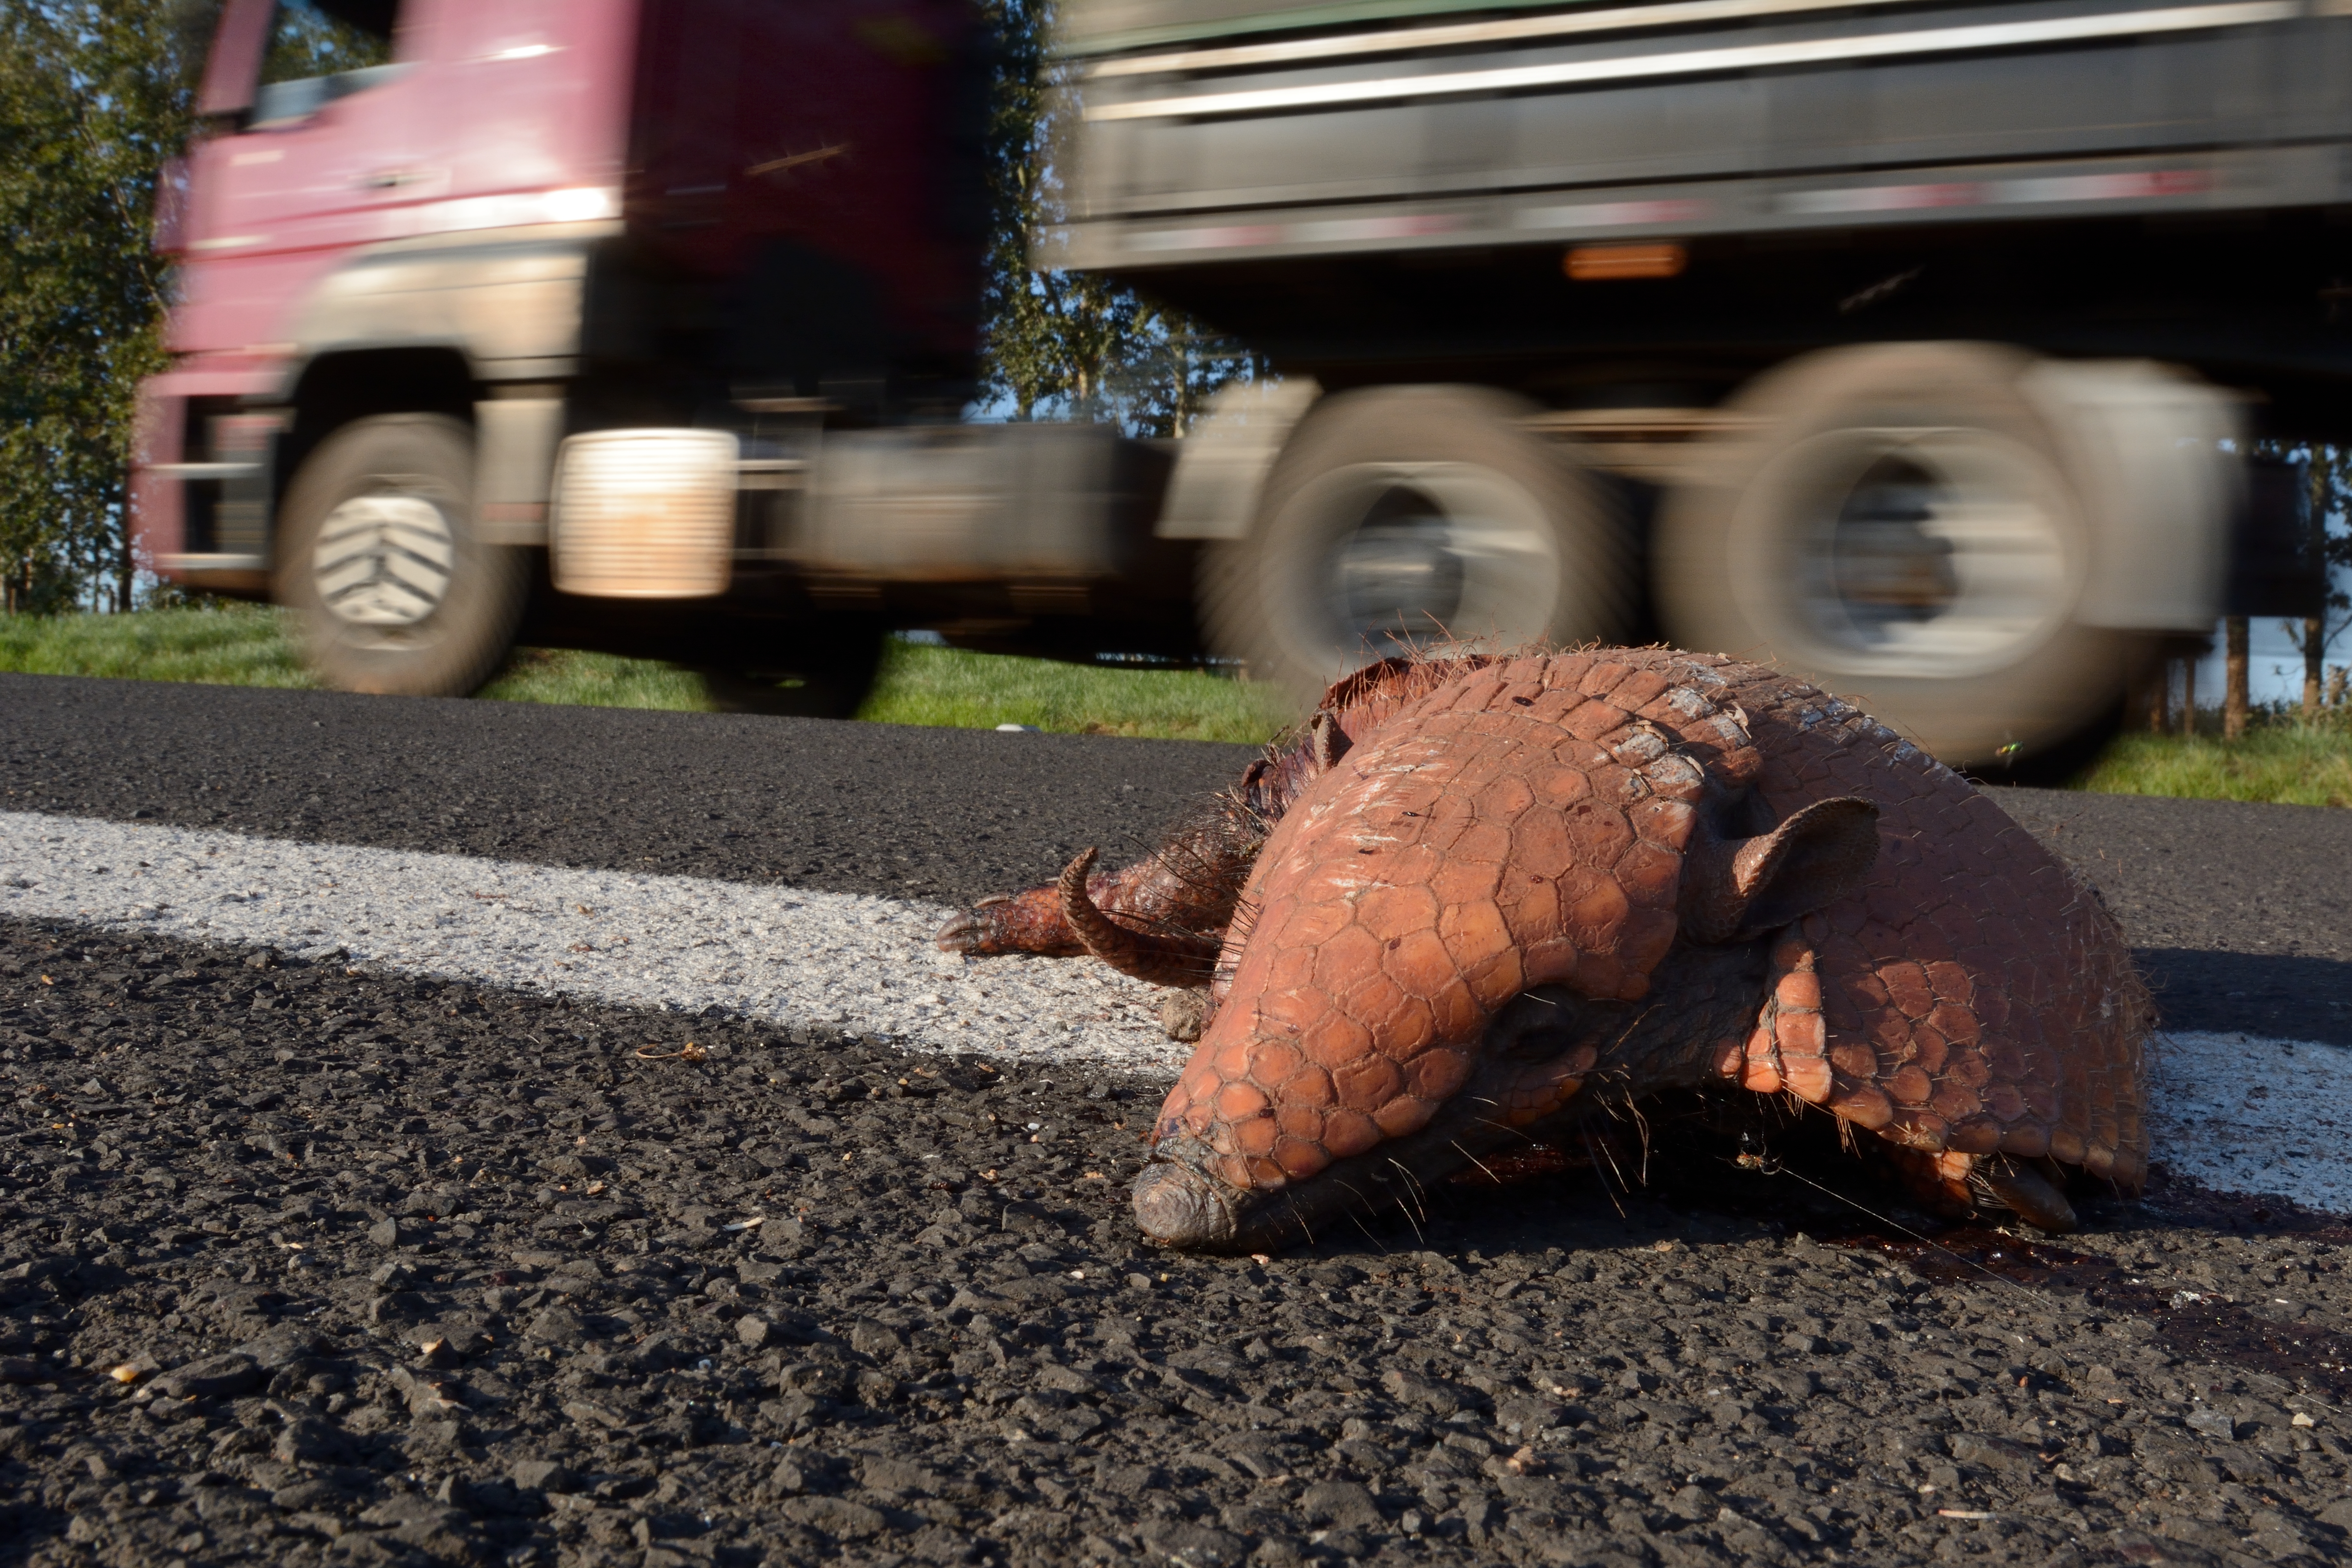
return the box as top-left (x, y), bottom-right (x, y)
top-left (5, 919), bottom-right (2352, 1568)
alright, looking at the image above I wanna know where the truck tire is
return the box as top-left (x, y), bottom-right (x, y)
top-left (693, 624), bottom-right (888, 719)
top-left (1201, 385), bottom-right (1629, 710)
top-left (274, 415), bottom-right (528, 698)
top-left (1654, 343), bottom-right (2150, 770)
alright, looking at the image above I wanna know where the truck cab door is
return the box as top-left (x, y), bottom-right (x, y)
top-left (177, 0), bottom-right (441, 356)
top-left (426, 0), bottom-right (632, 227)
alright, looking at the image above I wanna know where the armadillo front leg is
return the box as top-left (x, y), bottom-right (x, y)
top-left (933, 880), bottom-right (1095, 958)
top-left (933, 808), bottom-right (1263, 965)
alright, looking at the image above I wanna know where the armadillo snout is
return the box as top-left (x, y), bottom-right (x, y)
top-left (1135, 1108), bottom-right (1513, 1254)
top-left (1131, 1157), bottom-right (1240, 1250)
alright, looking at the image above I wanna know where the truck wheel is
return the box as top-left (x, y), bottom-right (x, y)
top-left (1201, 386), bottom-right (1629, 709)
top-left (274, 415), bottom-right (528, 697)
top-left (1655, 343), bottom-right (2147, 770)
top-left (693, 624), bottom-right (887, 719)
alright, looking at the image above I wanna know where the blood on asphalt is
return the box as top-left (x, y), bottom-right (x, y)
top-left (4, 917), bottom-right (2351, 1568)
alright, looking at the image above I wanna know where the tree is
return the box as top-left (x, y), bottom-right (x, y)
top-left (0, 1), bottom-right (206, 613)
top-left (2223, 614), bottom-right (2249, 740)
top-left (974, 0), bottom-right (1252, 433)
top-left (2287, 444), bottom-right (2352, 716)
top-left (0, 1), bottom-right (387, 617)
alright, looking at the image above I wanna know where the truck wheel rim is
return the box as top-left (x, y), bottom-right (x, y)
top-left (1276, 462), bottom-right (1561, 680)
top-left (311, 492), bottom-right (457, 630)
top-left (1735, 427), bottom-right (2078, 681)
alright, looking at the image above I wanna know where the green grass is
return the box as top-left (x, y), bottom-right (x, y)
top-left (2071, 718), bottom-right (2352, 808)
top-left (858, 642), bottom-right (1288, 743)
top-left (0, 606), bottom-right (728, 712)
top-left (32, 608), bottom-right (2342, 788)
top-left (0, 607), bottom-right (1291, 744)
top-left (475, 646), bottom-right (719, 712)
top-left (0, 603), bottom-right (314, 688)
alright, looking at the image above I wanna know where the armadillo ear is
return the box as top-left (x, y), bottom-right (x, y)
top-left (1308, 709), bottom-right (1352, 773)
top-left (1681, 796), bottom-right (1880, 944)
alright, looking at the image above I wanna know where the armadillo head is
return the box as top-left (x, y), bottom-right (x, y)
top-left (1130, 654), bottom-right (1880, 1252)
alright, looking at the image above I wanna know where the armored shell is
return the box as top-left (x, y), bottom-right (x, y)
top-left (1131, 648), bottom-right (2148, 1249)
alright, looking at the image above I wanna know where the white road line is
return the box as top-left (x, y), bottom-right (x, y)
top-left (0, 811), bottom-right (1189, 1073)
top-left (2148, 1032), bottom-right (2352, 1216)
top-left (5, 811), bottom-right (2346, 1214)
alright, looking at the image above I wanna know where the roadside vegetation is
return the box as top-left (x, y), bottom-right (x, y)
top-left (476, 646), bottom-right (719, 713)
top-left (2073, 709), bottom-right (2352, 808)
top-left (13, 606), bottom-right (2352, 792)
top-left (861, 641), bottom-right (1288, 742)
top-left (0, 601), bottom-right (310, 687)
top-left (0, 605), bottom-right (1291, 744)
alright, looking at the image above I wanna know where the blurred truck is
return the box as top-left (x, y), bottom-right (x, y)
top-left (136, 0), bottom-right (2334, 763)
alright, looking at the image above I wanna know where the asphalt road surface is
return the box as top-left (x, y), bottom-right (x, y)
top-left (5, 675), bottom-right (2347, 1044)
top-left (2, 675), bottom-right (2350, 1568)
top-left (0, 674), bottom-right (1251, 905)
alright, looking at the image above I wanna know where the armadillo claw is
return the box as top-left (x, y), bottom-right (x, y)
top-left (933, 910), bottom-right (995, 953)
top-left (1974, 1157), bottom-right (2080, 1234)
top-left (933, 889), bottom-right (1083, 957)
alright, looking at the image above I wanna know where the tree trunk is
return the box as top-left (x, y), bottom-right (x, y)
top-left (2305, 447), bottom-right (2336, 718)
top-left (2304, 616), bottom-right (2326, 717)
top-left (1172, 337), bottom-right (1192, 438)
top-left (114, 479), bottom-right (134, 613)
top-left (2223, 617), bottom-right (2250, 740)
top-left (2326, 664), bottom-right (2348, 707)
top-left (2180, 655), bottom-right (2198, 738)
top-left (2143, 663), bottom-right (2168, 733)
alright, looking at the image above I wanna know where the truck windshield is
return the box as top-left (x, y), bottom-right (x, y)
top-left (253, 0), bottom-right (398, 125)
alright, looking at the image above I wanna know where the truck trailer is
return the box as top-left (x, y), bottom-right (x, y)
top-left (135, 0), bottom-right (2336, 763)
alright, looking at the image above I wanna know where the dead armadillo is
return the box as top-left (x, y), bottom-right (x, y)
top-left (937, 648), bottom-right (2151, 1253)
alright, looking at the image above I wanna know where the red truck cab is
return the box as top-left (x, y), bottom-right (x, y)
top-left (137, 0), bottom-right (993, 703)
